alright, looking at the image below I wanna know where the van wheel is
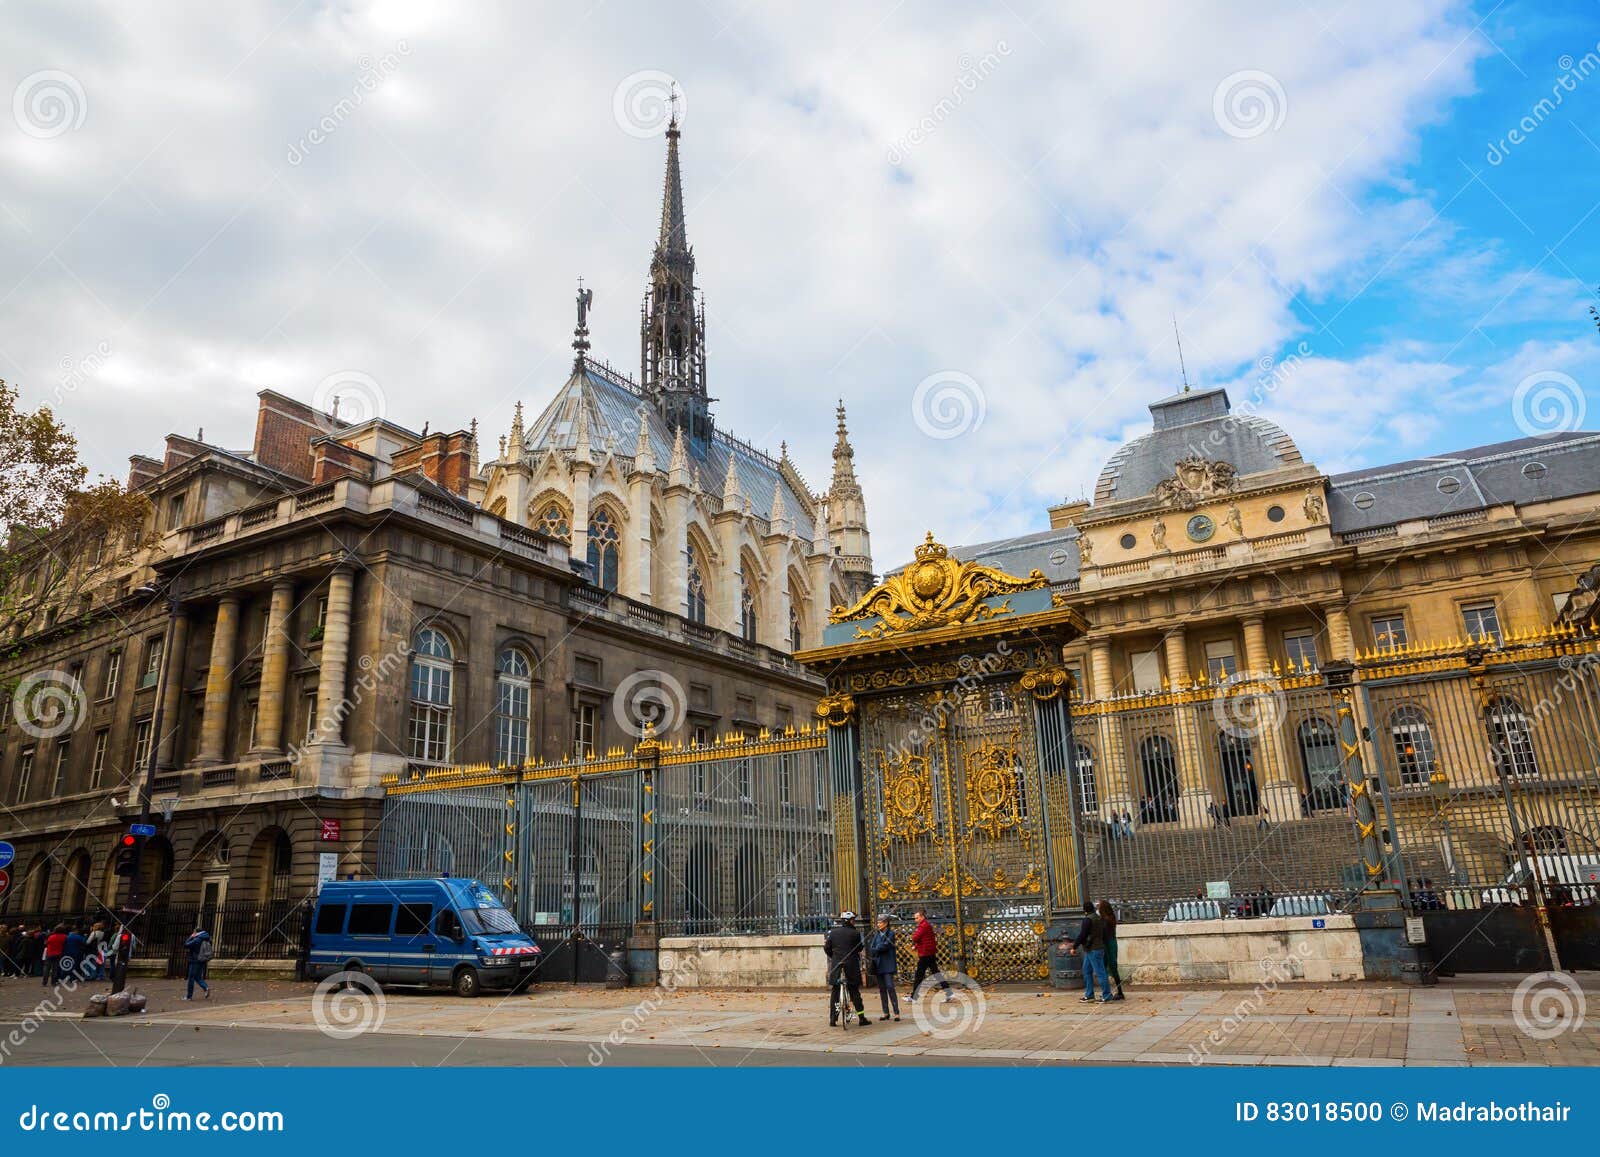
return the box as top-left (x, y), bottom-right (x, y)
top-left (341, 963), bottom-right (366, 990)
top-left (453, 967), bottom-right (481, 998)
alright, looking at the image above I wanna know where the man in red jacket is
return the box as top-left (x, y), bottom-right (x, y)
top-left (908, 908), bottom-right (952, 1002)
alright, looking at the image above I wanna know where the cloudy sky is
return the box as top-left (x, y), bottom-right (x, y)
top-left (3, 0), bottom-right (1597, 570)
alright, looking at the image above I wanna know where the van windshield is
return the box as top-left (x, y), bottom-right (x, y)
top-left (460, 906), bottom-right (521, 936)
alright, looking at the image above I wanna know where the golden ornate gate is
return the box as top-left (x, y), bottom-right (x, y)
top-left (797, 534), bottom-right (1090, 982)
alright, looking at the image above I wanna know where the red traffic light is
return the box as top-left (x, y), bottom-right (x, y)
top-left (121, 834), bottom-right (137, 847)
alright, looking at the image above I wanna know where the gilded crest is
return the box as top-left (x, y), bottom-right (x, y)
top-left (963, 739), bottom-right (1025, 840)
top-left (830, 533), bottom-right (1047, 639)
top-left (1153, 455), bottom-right (1237, 511)
top-left (880, 751), bottom-right (937, 843)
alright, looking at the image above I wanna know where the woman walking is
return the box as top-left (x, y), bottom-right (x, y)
top-left (1098, 900), bottom-right (1126, 1001)
top-left (868, 915), bottom-right (901, 1021)
top-left (183, 926), bottom-right (213, 1000)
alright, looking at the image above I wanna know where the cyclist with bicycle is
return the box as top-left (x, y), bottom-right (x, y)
top-left (824, 910), bottom-right (870, 1026)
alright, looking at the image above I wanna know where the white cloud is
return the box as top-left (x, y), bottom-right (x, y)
top-left (2, 0), bottom-right (1577, 573)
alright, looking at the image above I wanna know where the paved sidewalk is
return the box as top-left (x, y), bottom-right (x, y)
top-left (10, 973), bottom-right (1596, 1066)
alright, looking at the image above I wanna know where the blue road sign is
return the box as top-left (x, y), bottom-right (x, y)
top-left (1312, 918), bottom-right (1326, 929)
top-left (0, 841), bottom-right (13, 869)
top-left (129, 824), bottom-right (157, 838)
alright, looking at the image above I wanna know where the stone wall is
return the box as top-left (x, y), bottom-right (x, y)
top-left (1116, 915), bottom-right (1365, 984)
top-left (658, 934), bottom-right (827, 988)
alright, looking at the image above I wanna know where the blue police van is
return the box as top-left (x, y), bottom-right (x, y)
top-left (306, 878), bottom-right (541, 997)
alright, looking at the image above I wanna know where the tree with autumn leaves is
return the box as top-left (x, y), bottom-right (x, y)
top-left (0, 378), bottom-right (152, 650)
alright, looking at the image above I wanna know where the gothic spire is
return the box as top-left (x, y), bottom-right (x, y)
top-left (507, 401), bottom-right (525, 464)
top-left (632, 405), bottom-right (655, 472)
top-left (667, 425), bottom-right (690, 487)
top-left (656, 98), bottom-right (688, 257)
top-left (830, 399), bottom-right (862, 500)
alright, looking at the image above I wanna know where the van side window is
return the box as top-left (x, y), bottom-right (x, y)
top-left (394, 903), bottom-right (434, 937)
top-left (435, 909), bottom-right (461, 940)
top-left (314, 903), bottom-right (349, 935)
top-left (348, 903), bottom-right (394, 936)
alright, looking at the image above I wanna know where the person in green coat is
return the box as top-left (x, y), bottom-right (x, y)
top-left (1098, 900), bottom-right (1126, 1001)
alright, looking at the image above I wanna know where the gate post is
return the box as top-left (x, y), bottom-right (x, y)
top-left (1022, 665), bottom-right (1085, 913)
top-left (1324, 660), bottom-right (1430, 985)
top-left (629, 729), bottom-right (661, 986)
top-left (817, 693), bottom-right (869, 920)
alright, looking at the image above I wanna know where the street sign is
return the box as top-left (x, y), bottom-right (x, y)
top-left (1312, 918), bottom-right (1326, 929)
top-left (0, 840), bottom-right (14, 869)
top-left (129, 823), bottom-right (157, 838)
top-left (0, 868), bottom-right (9, 897)
top-left (320, 819), bottom-right (342, 841)
top-left (317, 852), bottom-right (338, 892)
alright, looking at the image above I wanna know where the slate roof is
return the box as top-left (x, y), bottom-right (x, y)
top-left (522, 360), bottom-right (817, 541)
top-left (1094, 387), bottom-right (1303, 503)
top-left (1326, 430), bottom-right (1600, 533)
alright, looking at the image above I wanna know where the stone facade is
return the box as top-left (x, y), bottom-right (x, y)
top-left (0, 390), bottom-right (832, 917)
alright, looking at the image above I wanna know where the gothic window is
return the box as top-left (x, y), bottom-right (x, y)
top-left (494, 647), bottom-right (534, 768)
top-left (408, 627), bottom-right (454, 763)
top-left (739, 567), bottom-right (757, 643)
top-left (687, 549), bottom-right (708, 625)
top-left (537, 503), bottom-right (571, 543)
top-left (587, 508), bottom-right (620, 591)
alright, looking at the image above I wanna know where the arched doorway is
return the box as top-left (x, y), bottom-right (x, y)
top-left (21, 857), bottom-right (51, 911)
top-left (1138, 737), bottom-right (1179, 823)
top-left (1218, 732), bottom-right (1259, 817)
top-left (248, 828), bottom-right (294, 905)
top-left (61, 849), bottom-right (93, 913)
top-left (733, 841), bottom-right (763, 931)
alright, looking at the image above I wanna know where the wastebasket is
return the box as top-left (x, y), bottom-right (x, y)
top-left (1045, 919), bottom-right (1083, 990)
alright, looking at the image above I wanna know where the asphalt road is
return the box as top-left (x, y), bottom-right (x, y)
top-left (0, 1019), bottom-right (1026, 1067)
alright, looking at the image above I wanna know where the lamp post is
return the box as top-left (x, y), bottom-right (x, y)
top-left (123, 580), bottom-right (180, 922)
top-left (1428, 769), bottom-right (1455, 905)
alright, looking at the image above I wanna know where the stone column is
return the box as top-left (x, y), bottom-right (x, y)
top-left (195, 594), bottom-right (241, 766)
top-left (660, 485), bottom-right (692, 619)
top-left (627, 471), bottom-right (654, 604)
top-left (570, 466), bottom-right (592, 576)
top-left (1243, 615), bottom-right (1298, 822)
top-left (714, 514), bottom-right (743, 635)
top-left (251, 579), bottom-right (295, 754)
top-left (1164, 627), bottom-right (1214, 828)
top-left (1326, 603), bottom-right (1354, 662)
top-left (1089, 639), bottom-right (1130, 821)
top-left (311, 568), bottom-right (355, 749)
top-left (153, 611), bottom-right (190, 770)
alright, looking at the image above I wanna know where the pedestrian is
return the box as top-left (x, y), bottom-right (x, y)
top-left (18, 926), bottom-right (43, 978)
top-left (1208, 801), bottom-right (1222, 829)
top-left (183, 925), bottom-right (213, 1000)
top-left (1121, 809), bottom-right (1133, 837)
top-left (42, 924), bottom-right (68, 988)
top-left (1098, 900), bottom-right (1125, 1001)
top-left (108, 925), bottom-right (134, 995)
top-left (823, 911), bottom-right (869, 1026)
top-left (908, 907), bottom-right (952, 1002)
top-left (84, 922), bottom-right (107, 981)
top-left (1067, 901), bottom-right (1112, 1003)
top-left (63, 924), bottom-right (88, 984)
top-left (0, 925), bottom-right (13, 978)
top-left (868, 915), bottom-right (900, 1022)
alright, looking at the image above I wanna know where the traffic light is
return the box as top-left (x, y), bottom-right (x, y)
top-left (113, 833), bottom-right (141, 877)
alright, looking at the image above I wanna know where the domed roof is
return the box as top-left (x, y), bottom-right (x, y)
top-left (1094, 387), bottom-right (1302, 504)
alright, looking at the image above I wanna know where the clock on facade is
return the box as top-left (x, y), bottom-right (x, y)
top-left (1186, 514), bottom-right (1215, 542)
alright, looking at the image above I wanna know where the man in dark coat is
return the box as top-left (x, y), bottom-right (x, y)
top-left (823, 911), bottom-right (870, 1025)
